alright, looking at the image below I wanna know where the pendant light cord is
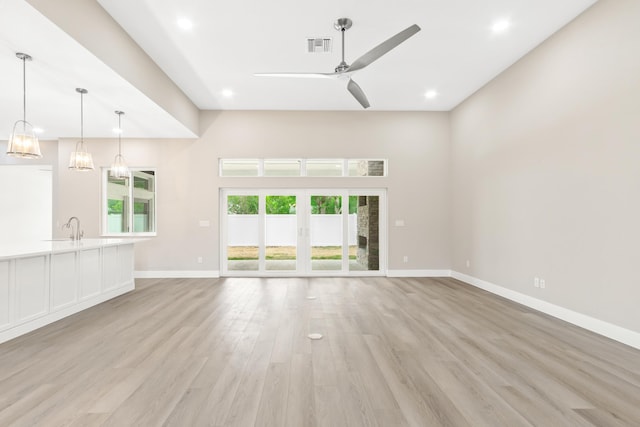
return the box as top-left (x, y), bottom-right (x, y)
top-left (22, 55), bottom-right (27, 128)
top-left (118, 113), bottom-right (122, 155)
top-left (80, 91), bottom-right (84, 142)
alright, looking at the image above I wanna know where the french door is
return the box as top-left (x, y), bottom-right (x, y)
top-left (220, 189), bottom-right (386, 276)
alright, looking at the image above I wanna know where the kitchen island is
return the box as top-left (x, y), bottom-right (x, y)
top-left (0, 239), bottom-right (137, 344)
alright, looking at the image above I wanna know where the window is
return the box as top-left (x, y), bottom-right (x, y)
top-left (306, 159), bottom-right (343, 177)
top-left (348, 159), bottom-right (385, 177)
top-left (264, 159), bottom-right (301, 176)
top-left (220, 159), bottom-right (259, 176)
top-left (219, 158), bottom-right (387, 177)
top-left (103, 168), bottom-right (156, 235)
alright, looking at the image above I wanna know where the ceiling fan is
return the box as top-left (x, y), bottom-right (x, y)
top-left (255, 18), bottom-right (421, 109)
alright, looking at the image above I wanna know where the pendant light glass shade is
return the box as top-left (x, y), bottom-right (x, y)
top-left (69, 88), bottom-right (94, 171)
top-left (7, 53), bottom-right (42, 159)
top-left (110, 111), bottom-right (129, 179)
top-left (110, 154), bottom-right (129, 179)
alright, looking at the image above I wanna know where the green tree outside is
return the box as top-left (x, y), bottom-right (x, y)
top-left (227, 195), bottom-right (358, 215)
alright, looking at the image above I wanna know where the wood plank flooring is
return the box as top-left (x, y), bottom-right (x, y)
top-left (1, 276), bottom-right (639, 426)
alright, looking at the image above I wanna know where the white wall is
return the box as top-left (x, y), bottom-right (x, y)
top-left (451, 0), bottom-right (640, 333)
top-left (0, 165), bottom-right (52, 243)
top-left (0, 140), bottom-right (58, 243)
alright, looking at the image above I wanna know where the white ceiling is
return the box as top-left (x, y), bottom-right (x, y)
top-left (0, 0), bottom-right (195, 140)
top-left (1, 0), bottom-right (597, 139)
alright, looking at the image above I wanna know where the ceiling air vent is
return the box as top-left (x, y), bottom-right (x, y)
top-left (307, 37), bottom-right (332, 53)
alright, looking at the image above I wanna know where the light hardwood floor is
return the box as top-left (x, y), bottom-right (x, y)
top-left (1, 277), bottom-right (639, 426)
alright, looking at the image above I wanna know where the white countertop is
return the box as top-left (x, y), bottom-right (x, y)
top-left (0, 238), bottom-right (140, 261)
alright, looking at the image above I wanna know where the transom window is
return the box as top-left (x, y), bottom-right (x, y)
top-left (220, 159), bottom-right (386, 177)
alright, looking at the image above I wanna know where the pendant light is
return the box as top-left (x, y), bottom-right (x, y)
top-left (110, 111), bottom-right (129, 179)
top-left (6, 52), bottom-right (42, 159)
top-left (68, 88), bottom-right (94, 171)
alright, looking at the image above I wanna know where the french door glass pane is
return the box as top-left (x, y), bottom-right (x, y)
top-left (310, 195), bottom-right (343, 271)
top-left (350, 195), bottom-right (380, 271)
top-left (227, 195), bottom-right (259, 271)
top-left (266, 195), bottom-right (297, 270)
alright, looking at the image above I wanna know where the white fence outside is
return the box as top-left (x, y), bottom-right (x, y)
top-left (228, 214), bottom-right (358, 246)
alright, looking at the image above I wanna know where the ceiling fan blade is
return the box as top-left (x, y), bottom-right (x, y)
top-left (347, 24), bottom-right (421, 73)
top-left (254, 72), bottom-right (336, 79)
top-left (347, 78), bottom-right (370, 109)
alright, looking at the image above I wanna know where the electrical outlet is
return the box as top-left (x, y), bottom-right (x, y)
top-left (403, 255), bottom-right (409, 263)
top-left (466, 260), bottom-right (470, 268)
top-left (540, 279), bottom-right (546, 289)
top-left (534, 277), bottom-right (540, 288)
top-left (197, 257), bottom-right (203, 264)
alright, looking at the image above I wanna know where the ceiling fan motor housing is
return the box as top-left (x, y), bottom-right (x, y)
top-left (334, 18), bottom-right (353, 31)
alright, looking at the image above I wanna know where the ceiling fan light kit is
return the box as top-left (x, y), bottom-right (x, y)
top-left (255, 18), bottom-right (421, 109)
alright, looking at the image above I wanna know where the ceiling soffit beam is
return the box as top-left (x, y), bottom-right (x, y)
top-left (25, 0), bottom-right (200, 137)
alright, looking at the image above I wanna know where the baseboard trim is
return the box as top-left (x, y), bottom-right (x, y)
top-left (134, 270), bottom-right (220, 279)
top-left (451, 271), bottom-right (640, 350)
top-left (387, 269), bottom-right (452, 278)
top-left (136, 270), bottom-right (450, 279)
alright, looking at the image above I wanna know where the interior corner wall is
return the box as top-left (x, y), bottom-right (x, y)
top-left (55, 110), bottom-right (451, 275)
top-left (450, 0), bottom-right (640, 333)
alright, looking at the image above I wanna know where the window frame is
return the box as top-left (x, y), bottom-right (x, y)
top-left (219, 158), bottom-right (387, 177)
top-left (101, 167), bottom-right (158, 237)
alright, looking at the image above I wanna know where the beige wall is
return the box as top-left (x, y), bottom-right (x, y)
top-left (451, 0), bottom-right (640, 332)
top-left (54, 110), bottom-right (451, 273)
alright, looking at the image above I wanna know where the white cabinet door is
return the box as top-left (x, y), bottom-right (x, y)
top-left (80, 249), bottom-right (101, 300)
top-left (0, 261), bottom-right (10, 331)
top-left (15, 256), bottom-right (48, 324)
top-left (117, 244), bottom-right (134, 286)
top-left (51, 252), bottom-right (78, 311)
top-left (103, 246), bottom-right (118, 291)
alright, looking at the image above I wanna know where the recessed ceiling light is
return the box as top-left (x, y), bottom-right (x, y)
top-left (491, 19), bottom-right (511, 33)
top-left (221, 89), bottom-right (234, 98)
top-left (33, 127), bottom-right (44, 134)
top-left (425, 90), bottom-right (438, 99)
top-left (112, 127), bottom-right (122, 134)
top-left (177, 18), bottom-right (193, 31)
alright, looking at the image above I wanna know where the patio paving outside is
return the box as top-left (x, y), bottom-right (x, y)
top-left (226, 245), bottom-right (374, 272)
top-left (228, 259), bottom-right (368, 271)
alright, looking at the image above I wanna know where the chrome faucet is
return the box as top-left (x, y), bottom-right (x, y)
top-left (62, 216), bottom-right (83, 241)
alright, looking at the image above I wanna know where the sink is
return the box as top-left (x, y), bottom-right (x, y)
top-left (42, 239), bottom-right (72, 242)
